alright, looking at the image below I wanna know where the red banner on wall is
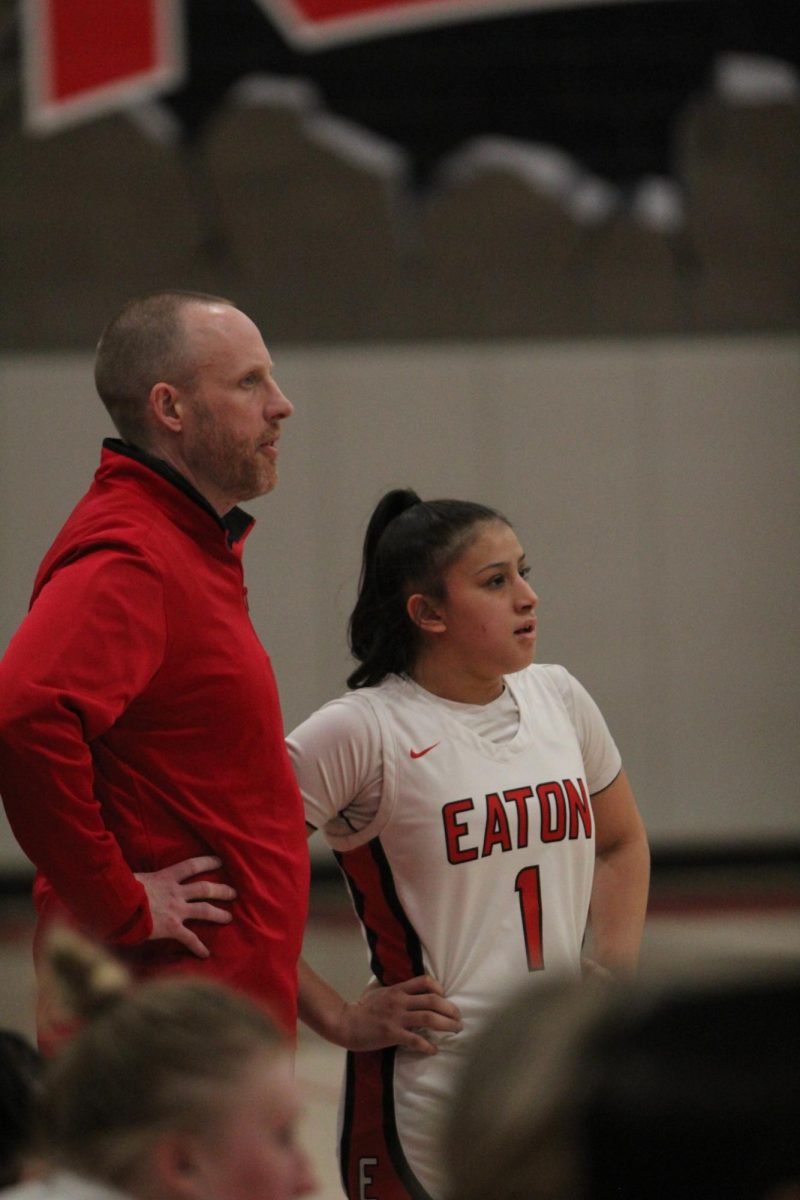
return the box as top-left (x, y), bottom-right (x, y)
top-left (256, 0), bottom-right (627, 47)
top-left (22, 0), bottom-right (185, 133)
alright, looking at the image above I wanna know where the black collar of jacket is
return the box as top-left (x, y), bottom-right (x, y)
top-left (103, 438), bottom-right (254, 546)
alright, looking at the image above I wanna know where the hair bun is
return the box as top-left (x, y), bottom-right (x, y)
top-left (42, 926), bottom-right (131, 1024)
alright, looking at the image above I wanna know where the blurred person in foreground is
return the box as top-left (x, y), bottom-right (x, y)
top-left (0, 1029), bottom-right (43, 1188)
top-left (443, 965), bottom-right (800, 1200)
top-left (0, 292), bottom-right (309, 1050)
top-left (4, 927), bottom-right (317, 1200)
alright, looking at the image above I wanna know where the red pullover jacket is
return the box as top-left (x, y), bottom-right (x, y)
top-left (0, 441), bottom-right (309, 1035)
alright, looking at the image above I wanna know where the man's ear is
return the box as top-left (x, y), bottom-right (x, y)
top-left (406, 593), bottom-right (446, 635)
top-left (149, 1130), bottom-right (206, 1199)
top-left (148, 382), bottom-right (183, 433)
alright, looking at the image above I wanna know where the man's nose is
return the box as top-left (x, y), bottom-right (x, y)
top-left (267, 381), bottom-right (293, 419)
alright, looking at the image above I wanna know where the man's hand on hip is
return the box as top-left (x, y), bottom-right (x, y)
top-left (135, 856), bottom-right (236, 958)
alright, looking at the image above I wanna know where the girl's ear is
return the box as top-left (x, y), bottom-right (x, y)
top-left (406, 593), bottom-right (446, 635)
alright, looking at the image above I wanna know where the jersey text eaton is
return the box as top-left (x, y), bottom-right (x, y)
top-left (442, 778), bottom-right (593, 864)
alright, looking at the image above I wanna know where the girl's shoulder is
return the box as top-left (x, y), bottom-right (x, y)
top-left (509, 662), bottom-right (574, 700)
top-left (288, 686), bottom-right (381, 750)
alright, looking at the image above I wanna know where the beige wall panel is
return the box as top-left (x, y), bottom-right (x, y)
top-left (1, 337), bottom-right (798, 867)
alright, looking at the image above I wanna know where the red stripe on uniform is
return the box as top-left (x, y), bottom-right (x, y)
top-left (336, 842), bottom-right (431, 1199)
top-left (341, 1048), bottom-right (434, 1200)
top-left (336, 839), bottom-right (424, 985)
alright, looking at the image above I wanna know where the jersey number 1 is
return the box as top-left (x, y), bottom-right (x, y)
top-left (515, 865), bottom-right (544, 971)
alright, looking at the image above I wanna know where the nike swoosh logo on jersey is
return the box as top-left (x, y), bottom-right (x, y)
top-left (409, 742), bottom-right (440, 759)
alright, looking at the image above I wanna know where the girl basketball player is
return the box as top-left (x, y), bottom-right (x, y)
top-left (289, 489), bottom-right (650, 1200)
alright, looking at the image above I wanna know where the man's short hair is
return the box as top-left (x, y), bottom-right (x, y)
top-left (94, 291), bottom-right (233, 448)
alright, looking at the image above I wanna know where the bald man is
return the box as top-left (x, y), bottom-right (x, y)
top-left (0, 292), bottom-right (309, 1047)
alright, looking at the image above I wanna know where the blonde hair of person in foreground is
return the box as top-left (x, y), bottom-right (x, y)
top-left (8, 927), bottom-right (317, 1200)
top-left (442, 966), bottom-right (800, 1200)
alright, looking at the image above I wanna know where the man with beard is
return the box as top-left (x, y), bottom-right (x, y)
top-left (0, 293), bottom-right (309, 1050)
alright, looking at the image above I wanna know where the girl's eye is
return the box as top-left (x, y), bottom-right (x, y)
top-left (487, 575), bottom-right (505, 588)
top-left (520, 566), bottom-right (531, 580)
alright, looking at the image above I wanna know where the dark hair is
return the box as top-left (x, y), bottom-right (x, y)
top-left (585, 972), bottom-right (800, 1200)
top-left (94, 290), bottom-right (233, 448)
top-left (347, 488), bottom-right (509, 689)
top-left (34, 928), bottom-right (286, 1190)
top-left (444, 968), bottom-right (800, 1200)
top-left (0, 1029), bottom-right (43, 1188)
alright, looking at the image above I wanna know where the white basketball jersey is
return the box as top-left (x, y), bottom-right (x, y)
top-left (299, 665), bottom-right (620, 1199)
